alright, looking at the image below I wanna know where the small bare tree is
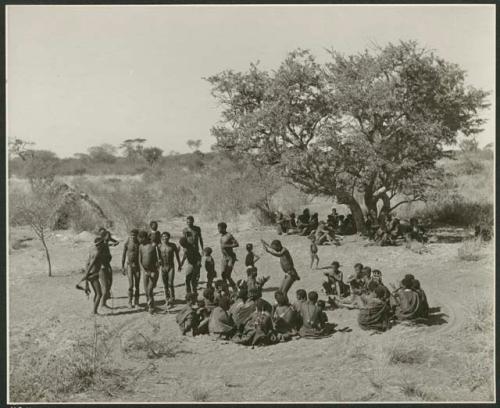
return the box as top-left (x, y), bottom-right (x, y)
top-left (11, 179), bottom-right (63, 277)
top-left (8, 137), bottom-right (34, 161)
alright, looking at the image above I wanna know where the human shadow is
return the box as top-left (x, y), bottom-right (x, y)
top-left (390, 306), bottom-right (448, 327)
top-left (413, 312), bottom-right (449, 327)
top-left (102, 307), bottom-right (145, 317)
top-left (335, 326), bottom-right (353, 333)
top-left (431, 234), bottom-right (467, 243)
top-left (261, 286), bottom-right (280, 293)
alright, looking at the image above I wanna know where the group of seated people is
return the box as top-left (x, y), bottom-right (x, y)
top-left (321, 262), bottom-right (429, 331)
top-left (275, 207), bottom-right (356, 244)
top-left (176, 271), bottom-right (332, 347)
top-left (365, 210), bottom-right (428, 246)
top-left (176, 259), bottom-right (430, 346)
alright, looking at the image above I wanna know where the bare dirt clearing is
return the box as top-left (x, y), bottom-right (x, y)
top-left (8, 221), bottom-right (494, 403)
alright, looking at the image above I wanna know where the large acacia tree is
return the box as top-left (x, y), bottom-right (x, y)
top-left (206, 41), bottom-right (489, 233)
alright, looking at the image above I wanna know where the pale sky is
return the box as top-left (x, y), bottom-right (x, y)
top-left (6, 5), bottom-right (495, 158)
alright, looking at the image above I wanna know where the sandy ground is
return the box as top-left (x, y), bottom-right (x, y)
top-left (8, 219), bottom-right (495, 403)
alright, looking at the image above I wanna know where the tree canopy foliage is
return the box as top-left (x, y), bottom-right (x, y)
top-left (206, 41), bottom-right (490, 232)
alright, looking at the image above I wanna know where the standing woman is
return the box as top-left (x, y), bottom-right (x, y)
top-left (77, 237), bottom-right (107, 315)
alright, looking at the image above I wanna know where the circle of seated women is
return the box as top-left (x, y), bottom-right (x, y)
top-left (176, 261), bottom-right (429, 347)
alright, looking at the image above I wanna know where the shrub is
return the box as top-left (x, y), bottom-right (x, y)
top-left (455, 155), bottom-right (485, 175)
top-left (414, 194), bottom-right (493, 228)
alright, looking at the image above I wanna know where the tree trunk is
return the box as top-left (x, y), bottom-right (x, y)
top-left (41, 235), bottom-right (52, 277)
top-left (337, 192), bottom-right (366, 234)
top-left (364, 190), bottom-right (378, 216)
top-left (378, 193), bottom-right (392, 220)
top-left (347, 198), bottom-right (366, 235)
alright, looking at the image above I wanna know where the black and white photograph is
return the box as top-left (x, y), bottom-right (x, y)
top-left (5, 3), bottom-right (495, 404)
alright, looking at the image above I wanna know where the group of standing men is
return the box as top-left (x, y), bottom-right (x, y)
top-left (78, 217), bottom-right (240, 315)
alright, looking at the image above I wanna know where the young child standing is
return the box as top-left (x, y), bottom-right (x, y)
top-left (245, 243), bottom-right (260, 268)
top-left (309, 235), bottom-right (319, 269)
top-left (202, 247), bottom-right (217, 289)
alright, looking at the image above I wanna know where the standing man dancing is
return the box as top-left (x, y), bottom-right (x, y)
top-left (218, 222), bottom-right (239, 292)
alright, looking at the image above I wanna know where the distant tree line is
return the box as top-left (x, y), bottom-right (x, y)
top-left (8, 138), bottom-right (205, 178)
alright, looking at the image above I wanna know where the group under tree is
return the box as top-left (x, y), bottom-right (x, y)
top-left (206, 41), bottom-right (489, 234)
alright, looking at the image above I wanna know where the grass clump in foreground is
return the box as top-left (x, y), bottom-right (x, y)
top-left (10, 321), bottom-right (129, 402)
top-left (465, 299), bottom-right (493, 333)
top-left (121, 331), bottom-right (185, 360)
top-left (387, 344), bottom-right (428, 365)
top-left (192, 387), bottom-right (210, 402)
top-left (399, 378), bottom-right (432, 401)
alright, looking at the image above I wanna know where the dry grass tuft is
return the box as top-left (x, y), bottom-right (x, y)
top-left (453, 353), bottom-right (493, 393)
top-left (192, 387), bottom-right (210, 402)
top-left (465, 300), bottom-right (493, 333)
top-left (387, 344), bottom-right (428, 365)
top-left (398, 378), bottom-right (431, 400)
top-left (10, 321), bottom-right (128, 402)
top-left (121, 331), bottom-right (184, 360)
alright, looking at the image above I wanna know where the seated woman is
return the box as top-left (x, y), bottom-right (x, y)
top-left (306, 213), bottom-right (319, 235)
top-left (297, 291), bottom-right (326, 337)
top-left (275, 211), bottom-right (289, 235)
top-left (208, 295), bottom-right (236, 339)
top-left (314, 221), bottom-right (337, 246)
top-left (272, 291), bottom-right (298, 339)
top-left (202, 287), bottom-right (217, 312)
top-left (392, 276), bottom-right (421, 321)
top-left (297, 209), bottom-right (311, 235)
top-left (176, 293), bottom-right (200, 336)
top-left (229, 288), bottom-right (255, 334)
top-left (358, 286), bottom-right (392, 332)
top-left (412, 279), bottom-right (429, 318)
top-left (234, 299), bottom-right (276, 347)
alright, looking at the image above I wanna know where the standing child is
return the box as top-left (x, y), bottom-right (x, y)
top-left (245, 243), bottom-right (260, 268)
top-left (309, 235), bottom-right (319, 269)
top-left (202, 247), bottom-right (217, 289)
